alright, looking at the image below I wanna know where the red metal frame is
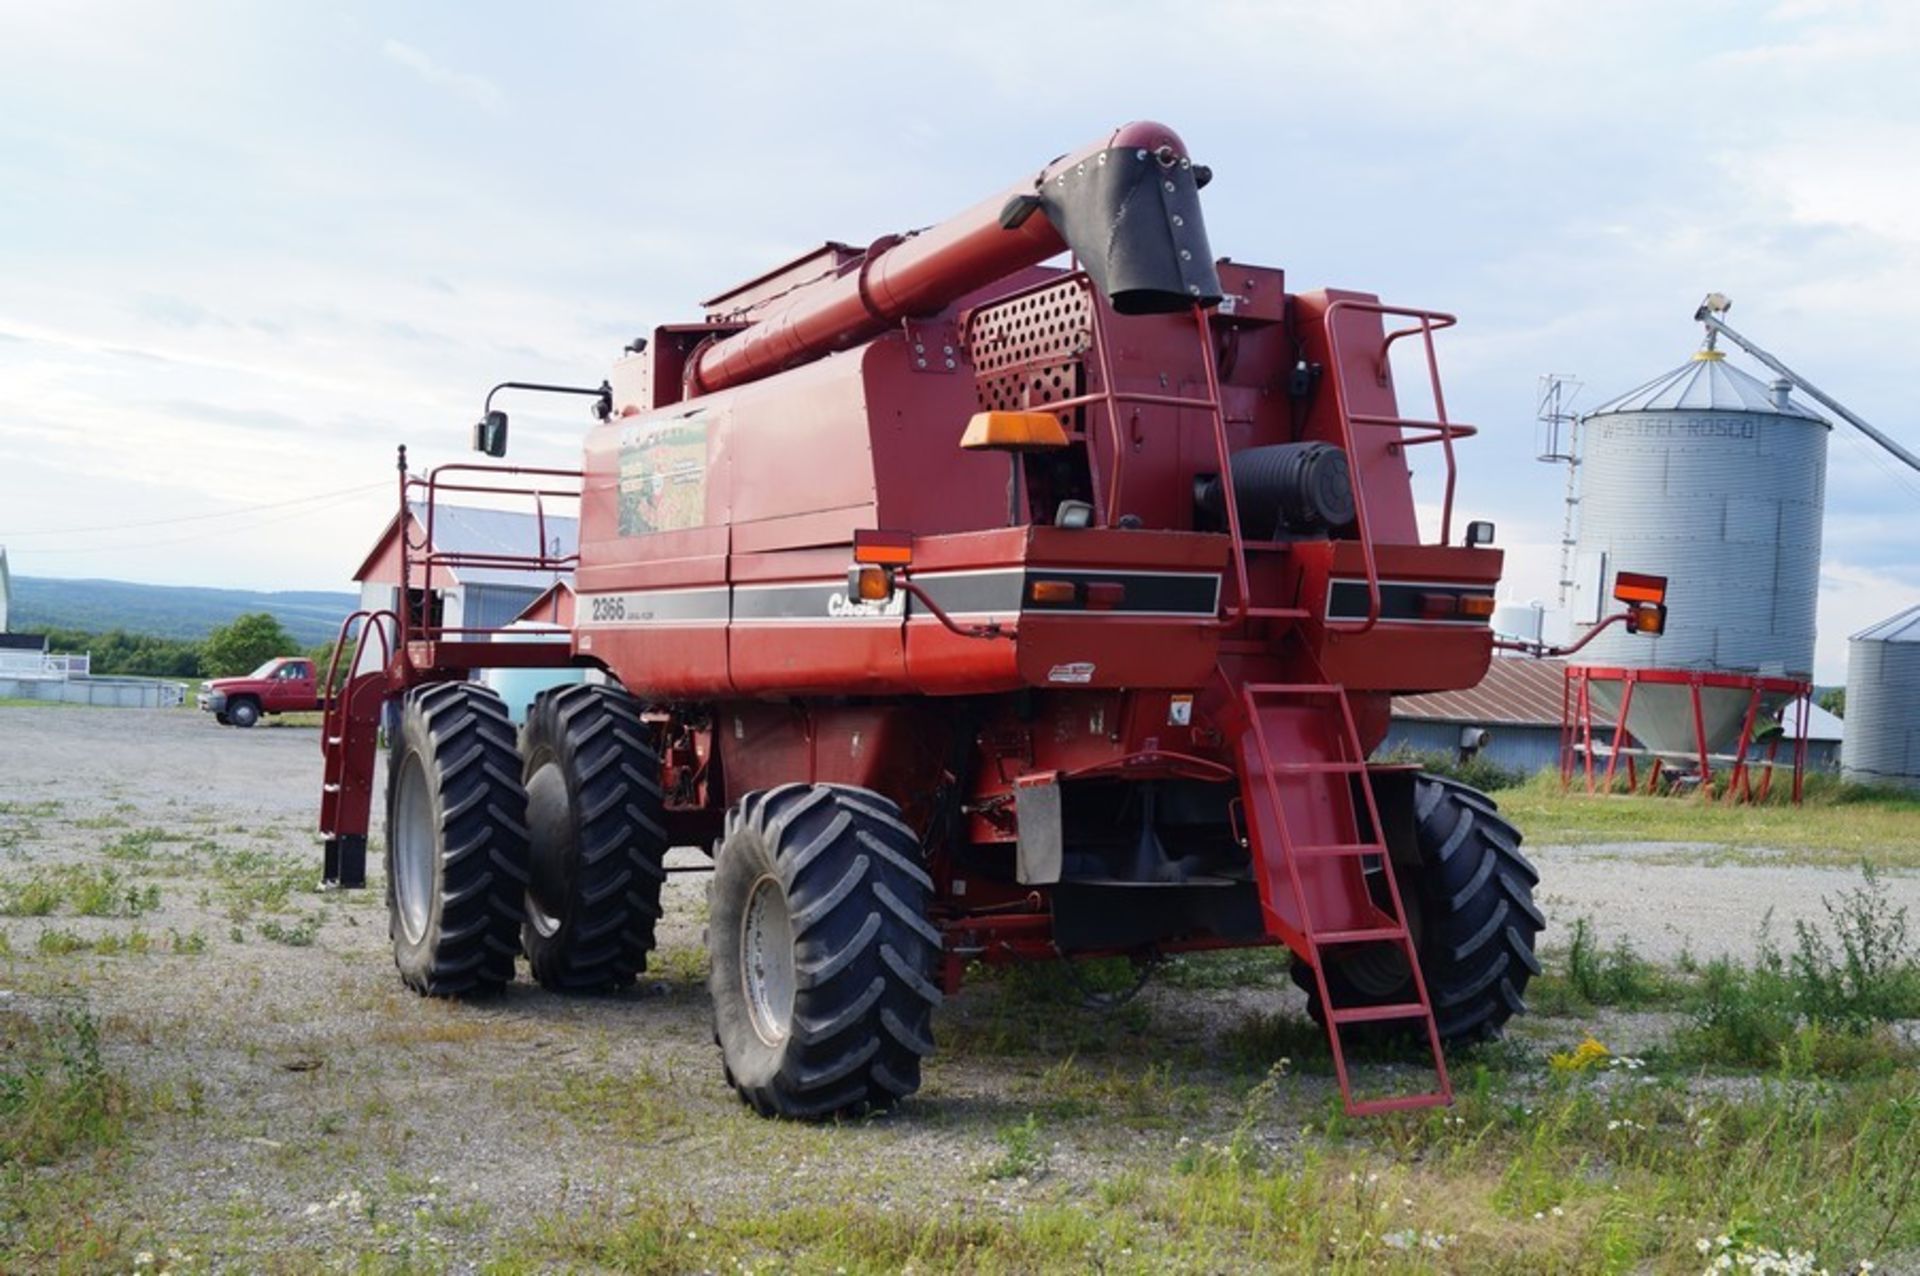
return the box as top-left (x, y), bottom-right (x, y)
top-left (1560, 665), bottom-right (1811, 804)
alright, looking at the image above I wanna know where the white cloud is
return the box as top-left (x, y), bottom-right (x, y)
top-left (380, 39), bottom-right (503, 112)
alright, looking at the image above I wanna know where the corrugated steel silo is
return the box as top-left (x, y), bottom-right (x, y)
top-left (1841, 604), bottom-right (1920, 790)
top-left (1568, 350), bottom-right (1829, 755)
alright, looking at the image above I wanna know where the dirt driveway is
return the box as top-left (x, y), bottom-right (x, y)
top-left (1, 705), bottom-right (1909, 1270)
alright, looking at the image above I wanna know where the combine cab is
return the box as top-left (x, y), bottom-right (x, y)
top-left (320, 121), bottom-right (1650, 1118)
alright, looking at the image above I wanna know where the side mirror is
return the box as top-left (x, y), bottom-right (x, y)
top-left (473, 410), bottom-right (509, 457)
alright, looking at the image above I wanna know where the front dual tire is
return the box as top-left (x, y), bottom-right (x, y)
top-left (385, 683), bottom-right (531, 996)
top-left (381, 689), bottom-right (946, 1122)
top-left (383, 682), bottom-right (668, 996)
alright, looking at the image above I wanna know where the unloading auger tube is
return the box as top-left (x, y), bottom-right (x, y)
top-left (686, 120), bottom-right (1223, 395)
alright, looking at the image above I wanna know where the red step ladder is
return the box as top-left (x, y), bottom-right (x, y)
top-left (318, 611), bottom-right (397, 889)
top-left (1237, 682), bottom-right (1451, 1115)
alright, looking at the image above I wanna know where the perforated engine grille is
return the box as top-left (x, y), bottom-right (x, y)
top-left (965, 278), bottom-right (1094, 424)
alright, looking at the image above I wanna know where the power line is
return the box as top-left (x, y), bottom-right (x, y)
top-left (14, 488), bottom-right (384, 556)
top-left (0, 481), bottom-right (390, 539)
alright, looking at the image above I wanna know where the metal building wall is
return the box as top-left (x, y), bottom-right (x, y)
top-left (1378, 720), bottom-right (1564, 777)
top-left (1570, 402), bottom-right (1827, 678)
top-left (1841, 606), bottom-right (1920, 790)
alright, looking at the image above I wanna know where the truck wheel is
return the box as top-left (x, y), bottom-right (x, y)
top-left (227, 698), bottom-right (260, 729)
top-left (519, 684), bottom-right (669, 991)
top-left (708, 784), bottom-right (941, 1120)
top-left (214, 712), bottom-right (231, 726)
top-left (1293, 774), bottom-right (1543, 1044)
top-left (385, 683), bottom-right (530, 996)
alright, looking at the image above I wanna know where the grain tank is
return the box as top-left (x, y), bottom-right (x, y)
top-left (1841, 604), bottom-right (1920, 791)
top-left (1568, 349), bottom-right (1829, 758)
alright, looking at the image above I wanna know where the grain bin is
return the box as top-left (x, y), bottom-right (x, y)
top-left (1567, 349), bottom-right (1829, 756)
top-left (1841, 604), bottom-right (1920, 791)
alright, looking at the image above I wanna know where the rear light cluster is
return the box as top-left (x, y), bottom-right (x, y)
top-left (1028, 580), bottom-right (1126, 610)
top-left (1418, 591), bottom-right (1497, 621)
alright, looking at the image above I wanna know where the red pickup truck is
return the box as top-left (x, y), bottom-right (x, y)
top-left (198, 657), bottom-right (322, 728)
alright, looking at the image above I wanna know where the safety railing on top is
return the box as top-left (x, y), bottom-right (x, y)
top-left (1318, 300), bottom-right (1477, 634)
top-left (397, 451), bottom-right (583, 649)
top-left (972, 277), bottom-right (1473, 631)
top-left (968, 272), bottom-right (1261, 626)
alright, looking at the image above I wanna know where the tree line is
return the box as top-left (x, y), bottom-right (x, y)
top-left (40, 612), bottom-right (353, 681)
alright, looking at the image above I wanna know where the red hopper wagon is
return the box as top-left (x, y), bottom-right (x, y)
top-left (318, 121), bottom-right (1659, 1117)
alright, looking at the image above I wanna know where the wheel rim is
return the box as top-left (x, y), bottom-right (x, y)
top-left (740, 873), bottom-right (796, 1046)
top-left (391, 752), bottom-right (436, 946)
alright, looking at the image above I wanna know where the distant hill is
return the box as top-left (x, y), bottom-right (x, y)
top-left (10, 576), bottom-right (357, 647)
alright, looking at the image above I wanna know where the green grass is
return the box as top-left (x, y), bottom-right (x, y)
top-left (256, 912), bottom-right (322, 946)
top-left (205, 845), bottom-right (314, 919)
top-left (0, 866), bottom-right (160, 918)
top-left (1500, 771), bottom-right (1920, 865)
top-left (0, 998), bottom-right (128, 1166)
top-left (486, 1067), bottom-right (1920, 1274)
top-left (1530, 868), bottom-right (1920, 1082)
top-left (98, 827), bottom-right (191, 861)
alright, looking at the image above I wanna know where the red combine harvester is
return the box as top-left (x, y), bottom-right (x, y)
top-left (319, 121), bottom-right (1662, 1118)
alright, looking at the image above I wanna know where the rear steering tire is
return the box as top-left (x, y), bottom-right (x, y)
top-left (1294, 773), bottom-right (1544, 1044)
top-left (708, 784), bottom-right (942, 1119)
top-left (385, 683), bottom-right (531, 996)
top-left (519, 684), bottom-right (669, 991)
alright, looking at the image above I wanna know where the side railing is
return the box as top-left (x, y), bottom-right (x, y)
top-left (395, 449), bottom-right (583, 650)
top-left (319, 608), bottom-right (397, 747)
top-left (964, 277), bottom-right (1474, 632)
top-left (1319, 301), bottom-right (1478, 634)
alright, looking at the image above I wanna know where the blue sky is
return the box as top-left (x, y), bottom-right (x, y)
top-left (1, 0), bottom-right (1916, 680)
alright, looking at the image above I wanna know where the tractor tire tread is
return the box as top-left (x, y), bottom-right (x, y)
top-left (1294, 773), bottom-right (1542, 1045)
top-left (388, 683), bottom-right (529, 998)
top-left (711, 785), bottom-right (940, 1121)
top-left (520, 684), bottom-right (668, 992)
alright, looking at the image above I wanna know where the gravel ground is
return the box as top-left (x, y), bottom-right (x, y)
top-left (1531, 842), bottom-right (1920, 963)
top-left (0, 704), bottom-right (1911, 1268)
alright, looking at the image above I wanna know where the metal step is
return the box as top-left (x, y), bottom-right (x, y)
top-left (1329, 1002), bottom-right (1430, 1025)
top-left (1293, 842), bottom-right (1386, 858)
top-left (1317, 926), bottom-right (1411, 945)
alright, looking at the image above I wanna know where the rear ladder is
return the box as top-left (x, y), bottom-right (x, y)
top-left (1238, 682), bottom-right (1451, 1115)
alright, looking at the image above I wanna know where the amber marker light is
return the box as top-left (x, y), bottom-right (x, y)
top-left (1028, 580), bottom-right (1078, 605)
top-left (960, 411), bottom-right (1070, 453)
top-left (848, 564), bottom-right (896, 602)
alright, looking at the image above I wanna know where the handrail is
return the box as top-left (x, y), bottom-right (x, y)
top-left (1189, 300), bottom-right (1250, 628)
top-left (1080, 282), bottom-right (1251, 626)
top-left (1320, 300), bottom-right (1475, 634)
top-left (320, 608), bottom-right (397, 745)
top-left (394, 452), bottom-right (584, 648)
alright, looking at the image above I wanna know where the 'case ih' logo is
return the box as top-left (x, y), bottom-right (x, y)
top-left (827, 591), bottom-right (906, 619)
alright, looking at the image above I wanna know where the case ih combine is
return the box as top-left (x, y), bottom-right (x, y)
top-left (319, 121), bottom-right (1661, 1118)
